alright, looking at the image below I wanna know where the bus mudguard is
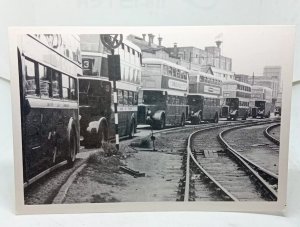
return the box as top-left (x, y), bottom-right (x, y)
top-left (86, 117), bottom-right (107, 135)
top-left (152, 110), bottom-right (165, 121)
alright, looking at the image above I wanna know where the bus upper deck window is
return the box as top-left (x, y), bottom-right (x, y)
top-left (163, 65), bottom-right (168, 75)
top-left (38, 64), bottom-right (50, 97)
top-left (62, 74), bottom-right (70, 99)
top-left (168, 67), bottom-right (172, 76)
top-left (118, 90), bottom-right (124, 105)
top-left (173, 68), bottom-right (176, 77)
top-left (128, 91), bottom-right (133, 105)
top-left (25, 59), bottom-right (37, 96)
top-left (123, 90), bottom-right (128, 105)
top-left (70, 78), bottom-right (77, 100)
top-left (133, 92), bottom-right (138, 105)
top-left (52, 71), bottom-right (61, 99)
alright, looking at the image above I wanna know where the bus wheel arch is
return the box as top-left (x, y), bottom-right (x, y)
top-left (153, 112), bottom-right (165, 130)
top-left (128, 114), bottom-right (136, 138)
top-left (181, 113), bottom-right (185, 126)
top-left (97, 118), bottom-right (109, 148)
top-left (214, 112), bottom-right (219, 123)
top-left (160, 113), bottom-right (166, 129)
top-left (66, 118), bottom-right (78, 167)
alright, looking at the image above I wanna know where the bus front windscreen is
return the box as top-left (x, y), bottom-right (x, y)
top-left (142, 90), bottom-right (166, 104)
top-left (226, 98), bottom-right (239, 110)
top-left (187, 96), bottom-right (203, 106)
top-left (255, 101), bottom-right (266, 110)
top-left (79, 79), bottom-right (111, 105)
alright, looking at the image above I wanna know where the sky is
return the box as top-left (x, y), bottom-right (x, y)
top-left (124, 26), bottom-right (294, 81)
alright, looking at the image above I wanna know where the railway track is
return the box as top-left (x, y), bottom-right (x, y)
top-left (179, 119), bottom-right (278, 202)
top-left (264, 123), bottom-right (280, 145)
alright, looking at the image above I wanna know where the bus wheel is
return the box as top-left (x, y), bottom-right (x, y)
top-left (97, 124), bottom-right (108, 148)
top-left (197, 115), bottom-right (202, 124)
top-left (214, 113), bottom-right (219, 123)
top-left (157, 115), bottom-right (165, 130)
top-left (67, 127), bottom-right (77, 167)
top-left (180, 114), bottom-right (185, 126)
top-left (129, 121), bottom-right (135, 138)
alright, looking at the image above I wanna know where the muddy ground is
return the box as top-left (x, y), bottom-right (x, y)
top-left (62, 128), bottom-right (205, 203)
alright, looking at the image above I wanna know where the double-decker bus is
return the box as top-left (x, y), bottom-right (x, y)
top-left (187, 71), bottom-right (222, 124)
top-left (137, 58), bottom-right (189, 129)
top-left (16, 34), bottom-right (81, 182)
top-left (221, 79), bottom-right (252, 120)
top-left (251, 85), bottom-right (272, 118)
top-left (79, 35), bottom-right (142, 148)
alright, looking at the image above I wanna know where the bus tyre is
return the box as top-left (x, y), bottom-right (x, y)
top-left (67, 126), bottom-right (77, 168)
top-left (233, 114), bottom-right (238, 121)
top-left (213, 113), bottom-right (219, 123)
top-left (96, 124), bottom-right (108, 148)
top-left (155, 115), bottom-right (165, 130)
top-left (129, 121), bottom-right (135, 138)
top-left (197, 115), bottom-right (202, 124)
top-left (180, 114), bottom-right (185, 126)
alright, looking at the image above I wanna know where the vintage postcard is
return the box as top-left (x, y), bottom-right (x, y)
top-left (9, 26), bottom-right (294, 214)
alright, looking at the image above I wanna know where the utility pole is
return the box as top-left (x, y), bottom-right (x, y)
top-left (100, 34), bottom-right (123, 151)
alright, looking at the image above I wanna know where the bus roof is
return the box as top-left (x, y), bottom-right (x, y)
top-left (189, 71), bottom-right (223, 83)
top-left (123, 39), bottom-right (141, 53)
top-left (252, 85), bottom-right (273, 92)
top-left (142, 58), bottom-right (190, 72)
top-left (188, 93), bottom-right (221, 99)
top-left (223, 79), bottom-right (252, 88)
top-left (140, 88), bottom-right (187, 97)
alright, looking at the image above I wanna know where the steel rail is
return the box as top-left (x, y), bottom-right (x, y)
top-left (218, 125), bottom-right (278, 200)
top-left (264, 123), bottom-right (280, 146)
top-left (219, 123), bottom-right (279, 185)
top-left (183, 119), bottom-right (278, 201)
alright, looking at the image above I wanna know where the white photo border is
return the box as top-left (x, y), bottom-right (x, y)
top-left (9, 26), bottom-right (295, 214)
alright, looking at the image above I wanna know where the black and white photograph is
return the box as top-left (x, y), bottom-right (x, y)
top-left (9, 26), bottom-right (294, 213)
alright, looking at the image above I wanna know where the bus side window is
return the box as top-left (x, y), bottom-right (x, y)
top-left (70, 78), bottom-right (77, 100)
top-left (123, 91), bottom-right (128, 105)
top-left (133, 92), bottom-right (138, 105)
top-left (38, 64), bottom-right (50, 97)
top-left (118, 90), bottom-right (124, 105)
top-left (25, 59), bottom-right (37, 96)
top-left (173, 68), bottom-right (177, 77)
top-left (163, 65), bottom-right (168, 75)
top-left (168, 66), bottom-right (172, 76)
top-left (51, 71), bottom-right (61, 99)
top-left (62, 74), bottom-right (70, 99)
top-left (128, 91), bottom-right (133, 105)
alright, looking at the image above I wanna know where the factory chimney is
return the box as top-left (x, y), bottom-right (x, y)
top-left (174, 42), bottom-right (178, 57)
top-left (158, 36), bottom-right (163, 47)
top-left (148, 34), bottom-right (155, 46)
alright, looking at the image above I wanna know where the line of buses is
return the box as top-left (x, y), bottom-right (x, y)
top-left (16, 34), bottom-right (277, 182)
